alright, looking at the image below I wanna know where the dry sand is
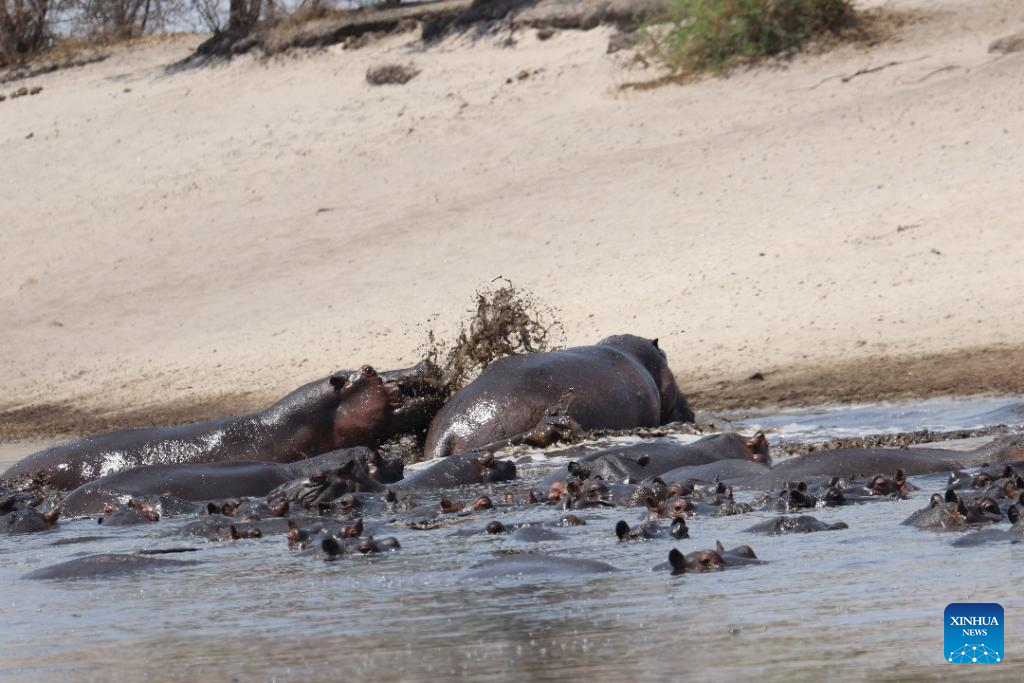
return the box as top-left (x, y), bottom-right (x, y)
top-left (2, 0), bottom-right (1024, 459)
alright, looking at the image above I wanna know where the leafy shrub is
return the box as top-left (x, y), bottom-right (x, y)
top-left (650, 0), bottom-right (856, 73)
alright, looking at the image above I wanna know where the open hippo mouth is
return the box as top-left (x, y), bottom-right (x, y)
top-left (377, 360), bottom-right (448, 438)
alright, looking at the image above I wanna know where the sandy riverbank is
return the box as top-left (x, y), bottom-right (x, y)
top-left (2, 0), bottom-right (1023, 450)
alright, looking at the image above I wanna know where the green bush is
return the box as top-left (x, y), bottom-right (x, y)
top-left (650, 0), bottom-right (856, 73)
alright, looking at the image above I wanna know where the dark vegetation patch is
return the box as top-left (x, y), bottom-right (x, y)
top-left (366, 62), bottom-right (420, 85)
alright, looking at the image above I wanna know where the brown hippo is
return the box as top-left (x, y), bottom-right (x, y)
top-left (423, 335), bottom-right (693, 459)
top-left (3, 363), bottom-right (443, 491)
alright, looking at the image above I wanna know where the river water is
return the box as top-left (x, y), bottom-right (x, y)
top-left (3, 396), bottom-right (1024, 681)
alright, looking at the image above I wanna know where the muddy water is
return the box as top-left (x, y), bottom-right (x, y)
top-left (4, 398), bottom-right (1024, 681)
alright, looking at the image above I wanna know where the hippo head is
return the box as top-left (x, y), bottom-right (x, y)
top-left (598, 335), bottom-right (694, 424)
top-left (326, 366), bottom-right (403, 449)
top-left (667, 547), bottom-right (723, 574)
top-left (376, 360), bottom-right (447, 439)
top-left (319, 360), bottom-right (446, 449)
top-left (743, 431), bottom-right (771, 466)
top-left (868, 469), bottom-right (914, 498)
top-left (471, 454), bottom-right (517, 485)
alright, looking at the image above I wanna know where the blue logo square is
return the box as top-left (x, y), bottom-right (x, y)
top-left (945, 603), bottom-right (1004, 663)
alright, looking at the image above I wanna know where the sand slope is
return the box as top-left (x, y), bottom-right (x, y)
top-left (2, 0), bottom-right (1023, 437)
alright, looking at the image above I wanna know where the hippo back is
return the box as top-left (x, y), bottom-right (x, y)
top-left (423, 341), bottom-right (665, 458)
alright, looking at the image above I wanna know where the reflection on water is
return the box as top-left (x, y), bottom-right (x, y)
top-left (4, 397), bottom-right (1024, 681)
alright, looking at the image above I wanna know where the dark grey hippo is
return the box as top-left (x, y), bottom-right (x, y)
top-left (24, 552), bottom-right (200, 580)
top-left (744, 515), bottom-right (848, 535)
top-left (396, 452), bottom-right (517, 490)
top-left (464, 554), bottom-right (617, 578)
top-left (658, 458), bottom-right (771, 486)
top-left (58, 447), bottom-right (398, 517)
top-left (951, 528), bottom-right (1024, 547)
top-left (615, 518), bottom-right (688, 541)
top-left (748, 434), bottom-right (1024, 488)
top-left (655, 542), bottom-right (764, 574)
top-left (903, 491), bottom-right (1003, 531)
top-left (423, 335), bottom-right (694, 459)
top-left (3, 363), bottom-right (442, 491)
top-left (541, 432), bottom-right (770, 491)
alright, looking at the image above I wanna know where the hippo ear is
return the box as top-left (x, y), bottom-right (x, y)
top-left (670, 517), bottom-right (688, 539)
top-left (645, 495), bottom-right (660, 512)
top-left (567, 461), bottom-right (584, 478)
top-left (652, 338), bottom-right (660, 349)
top-left (929, 493), bottom-right (944, 508)
top-left (668, 548), bottom-right (687, 574)
top-left (944, 489), bottom-right (958, 503)
top-left (329, 375), bottom-right (348, 392)
top-left (615, 520), bottom-right (630, 541)
top-left (42, 507), bottom-right (61, 525)
top-left (1009, 505), bottom-right (1021, 524)
top-left (894, 468), bottom-right (906, 483)
top-left (715, 540), bottom-right (725, 553)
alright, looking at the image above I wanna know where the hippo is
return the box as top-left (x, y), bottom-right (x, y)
top-left (97, 500), bottom-right (161, 526)
top-left (744, 515), bottom-right (848, 535)
top-left (655, 542), bottom-right (763, 574)
top-left (23, 553), bottom-right (200, 580)
top-left (397, 452), bottom-right (517, 490)
top-left (657, 458), bottom-right (770, 486)
top-left (615, 518), bottom-right (688, 541)
top-left (951, 528), bottom-right (1024, 547)
top-left (540, 433), bottom-right (770, 492)
top-left (320, 535), bottom-right (401, 558)
top-left (423, 335), bottom-right (694, 459)
top-left (58, 447), bottom-right (399, 517)
top-left (265, 458), bottom-right (386, 510)
top-left (3, 505), bottom-right (60, 535)
top-left (645, 492), bottom-right (751, 519)
top-left (464, 554), bottom-right (617, 578)
top-left (902, 491), bottom-right (1003, 531)
top-left (747, 434), bottom-right (1024, 488)
top-left (3, 363), bottom-right (442, 491)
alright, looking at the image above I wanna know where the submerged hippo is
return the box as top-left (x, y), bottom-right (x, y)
top-left (541, 432), bottom-right (770, 489)
top-left (4, 363), bottom-right (442, 491)
top-left (655, 542), bottom-right (763, 574)
top-left (58, 447), bottom-right (400, 517)
top-left (423, 335), bottom-right (694, 459)
top-left (464, 554), bottom-right (617, 578)
top-left (24, 553), bottom-right (200, 580)
top-left (747, 434), bottom-right (1024, 488)
top-left (397, 452), bottom-right (517, 490)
